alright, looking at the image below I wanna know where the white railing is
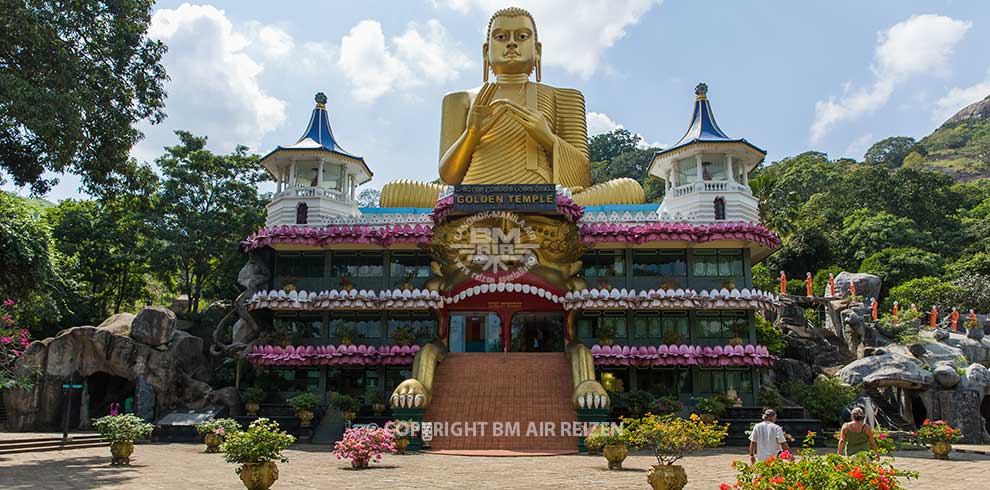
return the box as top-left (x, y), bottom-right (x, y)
top-left (671, 180), bottom-right (751, 196)
top-left (274, 186), bottom-right (350, 202)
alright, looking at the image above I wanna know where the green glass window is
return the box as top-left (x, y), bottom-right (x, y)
top-left (331, 251), bottom-right (384, 278)
top-left (632, 250), bottom-right (687, 277)
top-left (692, 311), bottom-right (748, 340)
top-left (274, 252), bottom-right (325, 290)
top-left (579, 250), bottom-right (625, 280)
top-left (691, 250), bottom-right (743, 277)
top-left (389, 251), bottom-right (431, 288)
top-left (576, 311), bottom-right (627, 340)
top-left (636, 368), bottom-right (692, 395)
top-left (696, 368), bottom-right (752, 395)
top-left (270, 367), bottom-right (321, 395)
top-left (273, 313), bottom-right (324, 342)
top-left (331, 313), bottom-right (383, 341)
top-left (386, 312), bottom-right (436, 343)
top-left (633, 312), bottom-right (688, 343)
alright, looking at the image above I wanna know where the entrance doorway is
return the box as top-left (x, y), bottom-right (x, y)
top-left (449, 312), bottom-right (502, 352)
top-left (510, 312), bottom-right (564, 352)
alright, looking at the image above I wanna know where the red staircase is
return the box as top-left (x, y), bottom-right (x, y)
top-left (423, 353), bottom-right (578, 451)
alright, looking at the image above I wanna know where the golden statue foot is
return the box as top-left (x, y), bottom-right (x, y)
top-left (390, 378), bottom-right (429, 408)
top-left (574, 379), bottom-right (610, 409)
top-left (390, 341), bottom-right (447, 408)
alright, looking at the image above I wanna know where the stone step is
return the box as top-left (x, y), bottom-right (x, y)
top-left (0, 435), bottom-right (107, 455)
top-left (424, 352), bottom-right (577, 451)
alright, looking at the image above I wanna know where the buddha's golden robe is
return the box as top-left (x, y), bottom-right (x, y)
top-left (380, 83), bottom-right (644, 208)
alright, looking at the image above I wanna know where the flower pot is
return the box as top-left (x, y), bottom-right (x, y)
top-left (204, 433), bottom-right (222, 453)
top-left (395, 437), bottom-right (410, 454)
top-left (372, 403), bottom-right (386, 415)
top-left (341, 411), bottom-right (357, 422)
top-left (110, 441), bottom-right (134, 465)
top-left (647, 464), bottom-right (688, 490)
top-left (239, 461), bottom-right (279, 490)
top-left (297, 410), bottom-right (314, 427)
top-left (245, 402), bottom-right (260, 416)
top-left (603, 444), bottom-right (628, 470)
top-left (931, 441), bottom-right (952, 460)
top-left (600, 338), bottom-right (613, 346)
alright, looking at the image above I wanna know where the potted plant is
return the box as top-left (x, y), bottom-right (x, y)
top-left (661, 331), bottom-right (685, 346)
top-left (401, 270), bottom-right (416, 291)
top-left (585, 423), bottom-right (630, 470)
top-left (195, 418), bottom-right (241, 453)
top-left (365, 386), bottom-right (385, 415)
top-left (338, 276), bottom-right (354, 291)
top-left (330, 391), bottom-right (361, 422)
top-left (652, 395), bottom-right (684, 415)
top-left (387, 419), bottom-right (414, 454)
top-left (286, 392), bottom-right (320, 427)
top-left (392, 325), bottom-right (416, 347)
top-left (242, 387), bottom-right (266, 416)
top-left (222, 418), bottom-right (296, 490)
top-left (597, 321), bottom-right (618, 346)
top-left (92, 414), bottom-right (154, 465)
top-left (626, 413), bottom-right (728, 490)
top-left (693, 394), bottom-right (729, 423)
top-left (625, 389), bottom-right (655, 416)
top-left (333, 425), bottom-right (396, 468)
top-left (914, 419), bottom-right (962, 459)
top-left (334, 323), bottom-right (358, 345)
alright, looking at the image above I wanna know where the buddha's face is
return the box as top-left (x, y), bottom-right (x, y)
top-left (485, 14), bottom-right (540, 76)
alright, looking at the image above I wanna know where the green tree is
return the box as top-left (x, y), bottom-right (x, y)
top-left (864, 136), bottom-right (922, 168)
top-left (858, 247), bottom-right (943, 293)
top-left (0, 0), bottom-right (167, 195)
top-left (155, 131), bottom-right (268, 312)
top-left (836, 209), bottom-right (927, 266)
top-left (886, 276), bottom-right (964, 311)
top-left (589, 128), bottom-right (640, 164)
top-left (945, 252), bottom-right (990, 279)
top-left (0, 192), bottom-right (54, 295)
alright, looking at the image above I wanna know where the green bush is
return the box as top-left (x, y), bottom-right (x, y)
top-left (93, 414), bottom-right (154, 443)
top-left (754, 314), bottom-right (786, 356)
top-left (784, 377), bottom-right (858, 427)
top-left (221, 418), bottom-right (295, 470)
top-left (693, 394), bottom-right (733, 417)
top-left (241, 386), bottom-right (266, 404)
top-left (885, 276), bottom-right (964, 311)
top-left (858, 247), bottom-right (943, 292)
top-left (329, 391), bottom-right (361, 413)
top-left (759, 385), bottom-right (784, 412)
top-left (286, 392), bottom-right (320, 412)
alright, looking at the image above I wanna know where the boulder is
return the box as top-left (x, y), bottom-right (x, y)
top-left (936, 389), bottom-right (990, 443)
top-left (96, 313), bottom-right (135, 336)
top-left (942, 333), bottom-right (990, 364)
top-left (833, 272), bottom-right (882, 301)
top-left (238, 254), bottom-right (271, 291)
top-left (202, 386), bottom-right (243, 417)
top-left (961, 364), bottom-right (990, 394)
top-left (130, 307), bottom-right (176, 346)
top-left (933, 362), bottom-right (962, 388)
top-left (772, 358), bottom-right (814, 385)
top-left (836, 352), bottom-right (934, 389)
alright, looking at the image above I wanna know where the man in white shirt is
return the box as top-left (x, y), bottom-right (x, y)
top-left (749, 409), bottom-right (790, 464)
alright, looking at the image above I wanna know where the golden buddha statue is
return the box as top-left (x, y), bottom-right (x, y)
top-left (380, 7), bottom-right (644, 208)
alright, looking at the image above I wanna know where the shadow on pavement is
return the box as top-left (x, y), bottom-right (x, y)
top-left (1, 455), bottom-right (140, 489)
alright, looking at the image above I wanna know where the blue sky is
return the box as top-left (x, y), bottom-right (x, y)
top-left (6, 0), bottom-right (990, 201)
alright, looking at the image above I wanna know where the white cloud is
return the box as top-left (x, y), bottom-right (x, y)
top-left (433, 0), bottom-right (661, 78)
top-left (587, 111), bottom-right (664, 149)
top-left (587, 111), bottom-right (623, 134)
top-left (143, 4), bottom-right (287, 157)
top-left (337, 20), bottom-right (472, 102)
top-left (810, 14), bottom-right (971, 144)
top-left (933, 75), bottom-right (990, 124)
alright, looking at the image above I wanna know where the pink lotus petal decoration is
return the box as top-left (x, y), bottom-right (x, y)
top-left (588, 343), bottom-right (776, 367)
top-left (247, 343), bottom-right (420, 366)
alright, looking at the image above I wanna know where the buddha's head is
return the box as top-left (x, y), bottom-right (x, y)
top-left (484, 7), bottom-right (541, 81)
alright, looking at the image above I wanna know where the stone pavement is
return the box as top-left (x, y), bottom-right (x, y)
top-left (0, 442), bottom-right (987, 489)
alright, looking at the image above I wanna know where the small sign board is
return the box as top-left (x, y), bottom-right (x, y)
top-left (452, 184), bottom-right (556, 213)
top-left (421, 422), bottom-right (433, 442)
top-left (62, 384), bottom-right (83, 389)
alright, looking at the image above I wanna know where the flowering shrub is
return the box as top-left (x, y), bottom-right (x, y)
top-left (723, 432), bottom-right (917, 490)
top-left (195, 418), bottom-right (241, 439)
top-left (93, 414), bottom-right (154, 443)
top-left (652, 395), bottom-right (684, 415)
top-left (913, 419), bottom-right (962, 445)
top-left (222, 418), bottom-right (296, 472)
top-left (333, 426), bottom-right (395, 468)
top-left (583, 422), bottom-right (630, 449)
top-left (286, 392), bottom-right (320, 412)
top-left (624, 413), bottom-right (728, 465)
top-left (0, 299), bottom-right (34, 390)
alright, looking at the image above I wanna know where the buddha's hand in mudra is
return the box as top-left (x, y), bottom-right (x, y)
top-left (490, 98), bottom-right (556, 151)
top-left (466, 83), bottom-right (510, 137)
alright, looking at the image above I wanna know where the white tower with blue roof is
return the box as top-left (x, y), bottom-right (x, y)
top-left (260, 93), bottom-right (373, 226)
top-left (648, 83), bottom-right (764, 222)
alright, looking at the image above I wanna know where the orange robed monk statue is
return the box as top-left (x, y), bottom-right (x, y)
top-left (951, 307), bottom-right (960, 330)
top-left (805, 272), bottom-right (813, 297)
top-left (828, 273), bottom-right (836, 297)
top-left (870, 298), bottom-right (878, 321)
top-left (779, 271), bottom-right (787, 294)
top-left (930, 306), bottom-right (938, 327)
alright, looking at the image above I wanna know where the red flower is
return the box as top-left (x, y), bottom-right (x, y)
top-left (847, 467), bottom-right (865, 480)
top-left (778, 450), bottom-right (794, 460)
top-left (923, 419), bottom-right (931, 426)
top-left (720, 484), bottom-right (732, 490)
top-left (770, 476), bottom-right (785, 484)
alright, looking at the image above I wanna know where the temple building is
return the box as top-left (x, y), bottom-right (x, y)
top-left (237, 80), bottom-right (781, 449)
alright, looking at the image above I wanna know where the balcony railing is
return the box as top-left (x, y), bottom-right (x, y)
top-left (672, 180), bottom-right (751, 197)
top-left (274, 186), bottom-right (350, 202)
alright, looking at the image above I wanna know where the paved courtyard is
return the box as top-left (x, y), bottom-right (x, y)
top-left (1, 441), bottom-right (987, 489)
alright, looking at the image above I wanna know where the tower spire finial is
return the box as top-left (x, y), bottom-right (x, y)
top-left (694, 82), bottom-right (708, 100)
top-left (315, 92), bottom-right (327, 107)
